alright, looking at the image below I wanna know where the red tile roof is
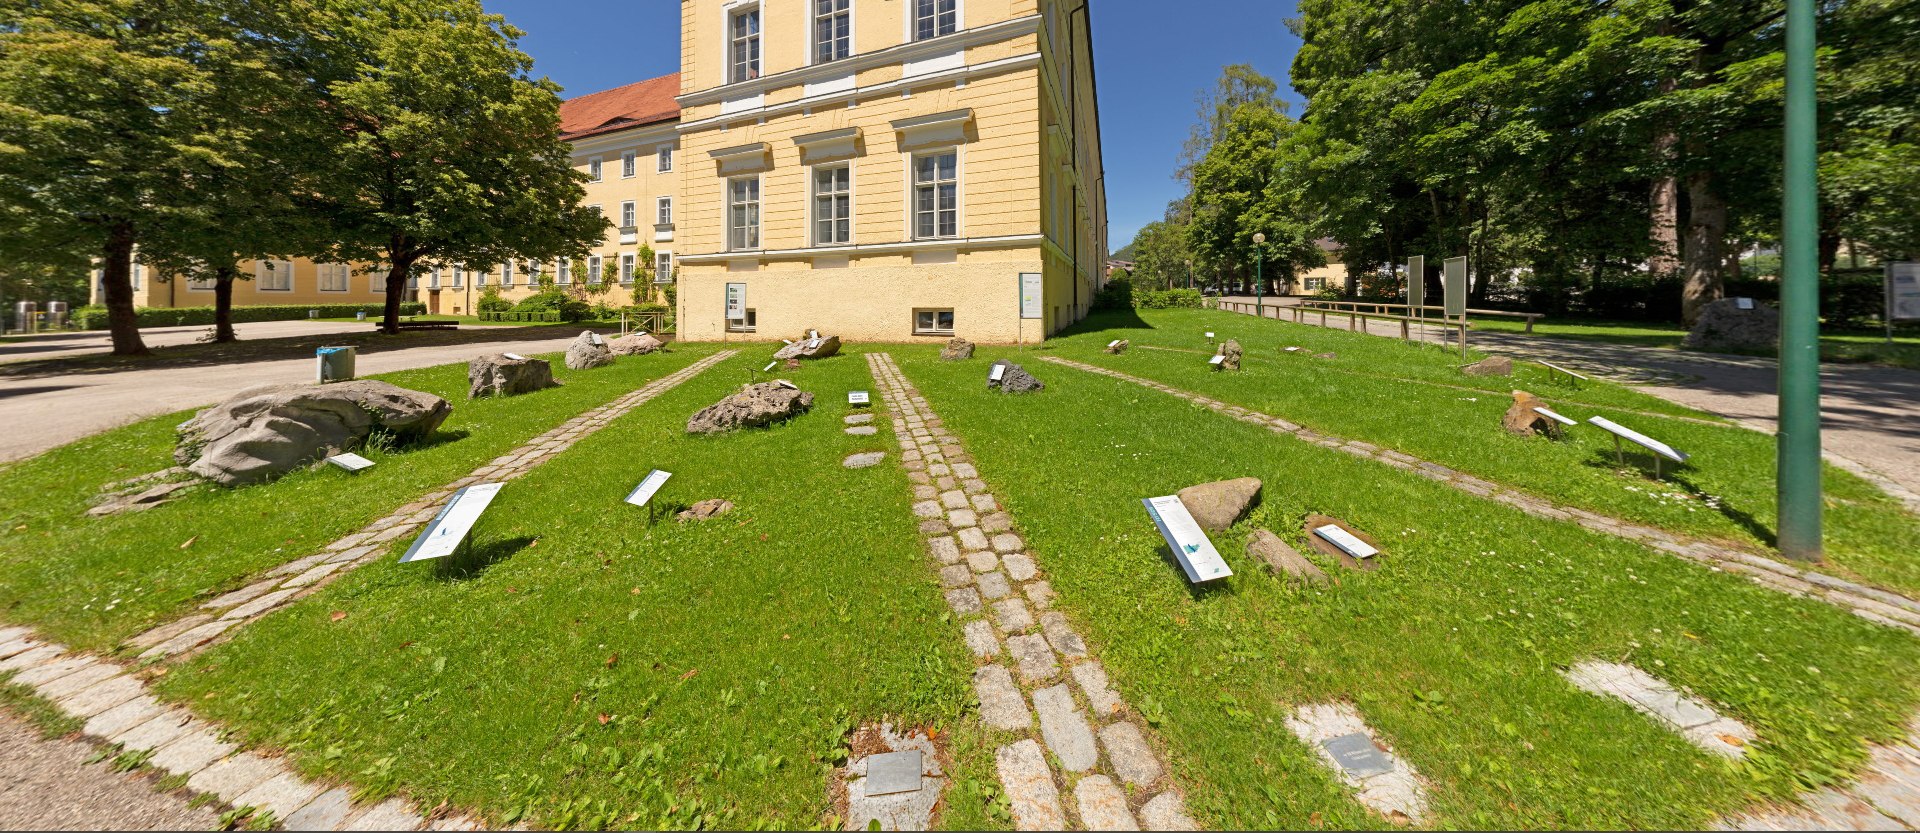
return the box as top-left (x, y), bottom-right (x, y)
top-left (559, 73), bottom-right (681, 141)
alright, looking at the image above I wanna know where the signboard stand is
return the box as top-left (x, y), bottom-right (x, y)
top-left (1018, 272), bottom-right (1043, 346)
top-left (1443, 256), bottom-right (1469, 355)
top-left (400, 483), bottom-right (504, 564)
top-left (1888, 263), bottom-right (1919, 344)
top-left (1141, 496), bottom-right (1233, 583)
top-left (1407, 255), bottom-right (1426, 347)
top-left (1588, 417), bottom-right (1689, 479)
top-left (626, 469), bottom-right (672, 525)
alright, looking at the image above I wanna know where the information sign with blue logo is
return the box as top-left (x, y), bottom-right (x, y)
top-left (1142, 495), bottom-right (1232, 583)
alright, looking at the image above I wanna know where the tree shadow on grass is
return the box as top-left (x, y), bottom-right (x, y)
top-left (1580, 451), bottom-right (1777, 546)
top-left (431, 535), bottom-right (536, 581)
top-left (1155, 543), bottom-right (1238, 600)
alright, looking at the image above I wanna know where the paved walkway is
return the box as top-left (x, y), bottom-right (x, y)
top-left (1218, 304), bottom-right (1920, 509)
top-left (0, 320), bottom-right (372, 364)
top-left (0, 709), bottom-right (220, 831)
top-left (867, 353), bottom-right (1196, 831)
top-left (0, 327), bottom-right (608, 464)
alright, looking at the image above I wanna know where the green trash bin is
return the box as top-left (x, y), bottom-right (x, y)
top-left (316, 346), bottom-right (356, 383)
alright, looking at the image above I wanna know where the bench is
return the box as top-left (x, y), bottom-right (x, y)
top-left (1537, 360), bottom-right (1591, 388)
top-left (1588, 416), bottom-right (1689, 479)
top-left (1296, 300), bottom-right (1546, 334)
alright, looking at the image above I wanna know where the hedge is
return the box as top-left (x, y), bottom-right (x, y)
top-left (72, 302), bottom-right (424, 330)
top-left (478, 311), bottom-right (565, 322)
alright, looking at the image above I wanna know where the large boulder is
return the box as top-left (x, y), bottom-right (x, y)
top-left (1502, 390), bottom-right (1560, 437)
top-left (687, 381), bottom-right (814, 434)
top-left (1683, 298), bottom-right (1779, 353)
top-left (565, 331), bottom-right (614, 370)
top-left (609, 333), bottom-right (665, 357)
top-left (1461, 356), bottom-right (1513, 377)
top-left (941, 338), bottom-right (976, 361)
top-left (176, 381), bottom-right (451, 487)
top-left (468, 354), bottom-right (558, 399)
top-left (986, 360), bottom-right (1045, 394)
top-left (774, 332), bottom-right (842, 361)
top-left (1176, 477), bottom-right (1262, 532)
top-left (1218, 339), bottom-right (1243, 371)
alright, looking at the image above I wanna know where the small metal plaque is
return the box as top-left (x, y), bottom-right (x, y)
top-left (865, 751), bottom-right (923, 797)
top-left (625, 470), bottom-right (671, 508)
top-left (327, 453), bottom-right (375, 473)
top-left (776, 380), bottom-right (798, 390)
top-left (1208, 355), bottom-right (1226, 366)
top-left (762, 361), bottom-right (778, 372)
top-left (849, 391), bottom-right (871, 406)
top-left (1314, 524), bottom-right (1378, 559)
top-left (1322, 733), bottom-right (1393, 778)
top-left (590, 333), bottom-right (606, 346)
top-left (1735, 297), bottom-right (1755, 310)
top-left (1533, 406), bottom-right (1577, 426)
top-left (503, 353), bottom-right (528, 361)
top-left (1205, 331), bottom-right (1216, 339)
top-left (989, 364), bottom-right (1007, 382)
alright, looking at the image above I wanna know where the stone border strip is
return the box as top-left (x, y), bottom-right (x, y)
top-left (1038, 356), bottom-right (1920, 636)
top-left (0, 625), bottom-right (483, 831)
top-left (1562, 661), bottom-right (1756, 758)
top-left (1714, 715), bottom-right (1920, 831)
top-left (865, 353), bottom-right (1196, 832)
top-left (129, 349), bottom-right (739, 661)
top-left (1284, 704), bottom-right (1429, 824)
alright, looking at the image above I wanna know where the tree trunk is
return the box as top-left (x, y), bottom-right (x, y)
top-left (1649, 75), bottom-right (1682, 276)
top-left (98, 222), bottom-right (148, 356)
top-left (1818, 231), bottom-right (1841, 275)
top-left (1681, 170), bottom-right (1727, 325)
top-left (381, 258), bottom-right (414, 334)
top-left (212, 266), bottom-right (238, 343)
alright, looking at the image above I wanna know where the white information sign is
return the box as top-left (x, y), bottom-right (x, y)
top-left (327, 453), bottom-right (375, 473)
top-left (1208, 355), bottom-right (1226, 366)
top-left (849, 391), bottom-right (871, 406)
top-left (989, 364), bottom-right (1007, 382)
top-left (762, 361), bottom-right (778, 372)
top-left (503, 353), bottom-right (527, 361)
top-left (776, 380), bottom-right (798, 390)
top-left (1588, 416), bottom-right (1688, 463)
top-left (1532, 407), bottom-right (1578, 426)
top-left (1205, 332), bottom-right (1216, 339)
top-left (1890, 263), bottom-right (1920, 321)
top-left (726, 283), bottom-right (747, 321)
top-left (1314, 524), bottom-right (1379, 559)
top-left (1285, 347), bottom-right (1302, 352)
top-left (809, 329), bottom-right (820, 339)
top-left (1019, 273), bottom-right (1044, 320)
top-left (1443, 256), bottom-right (1468, 318)
top-left (1142, 496), bottom-right (1233, 583)
top-left (624, 469), bottom-right (672, 508)
top-left (1735, 297), bottom-right (1756, 310)
top-left (1108, 340), bottom-right (1122, 349)
top-left (399, 483), bottom-right (504, 563)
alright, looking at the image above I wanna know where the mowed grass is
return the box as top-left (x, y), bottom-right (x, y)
top-left (1470, 316), bottom-right (1920, 370)
top-left (0, 346), bottom-right (720, 651)
top-left (898, 345), bottom-right (1920, 830)
top-left (1048, 309), bottom-right (1920, 595)
top-left (157, 349), bottom-right (1007, 831)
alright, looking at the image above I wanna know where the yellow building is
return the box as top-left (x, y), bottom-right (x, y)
top-left (91, 256), bottom-right (397, 310)
top-left (671, 0), bottom-right (1108, 343)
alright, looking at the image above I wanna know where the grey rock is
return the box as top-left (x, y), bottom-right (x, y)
top-left (1461, 355), bottom-right (1513, 377)
top-left (1247, 530), bottom-right (1327, 586)
top-left (986, 360), bottom-right (1045, 394)
top-left (962, 620), bottom-right (1000, 657)
top-left (940, 337), bottom-right (976, 361)
top-left (1100, 721), bottom-right (1164, 786)
top-left (687, 382), bottom-right (813, 434)
top-left (1033, 684), bottom-right (1099, 772)
top-left (1683, 298), bottom-right (1779, 352)
top-left (845, 425), bottom-right (878, 436)
top-left (176, 380), bottom-right (450, 487)
top-left (1072, 661), bottom-right (1125, 719)
top-left (1140, 792), bottom-right (1199, 831)
top-left (1075, 776), bottom-right (1139, 831)
top-left (608, 332), bottom-right (665, 356)
top-left (975, 665), bottom-right (1030, 730)
top-left (977, 571), bottom-right (1012, 600)
top-left (1218, 339), bottom-right (1243, 371)
top-left (1176, 477), bottom-right (1262, 532)
top-left (844, 413), bottom-right (874, 425)
top-left (564, 330), bottom-right (614, 370)
top-left (468, 354), bottom-right (558, 398)
top-left (843, 452), bottom-right (886, 469)
top-left (1007, 634), bottom-right (1059, 683)
top-left (993, 597), bottom-right (1035, 633)
top-left (1003, 553), bottom-right (1038, 582)
top-left (773, 331), bottom-right (842, 360)
top-left (1040, 611), bottom-right (1088, 658)
top-left (996, 740), bottom-right (1066, 830)
top-left (88, 479), bottom-right (197, 517)
top-left (1105, 340), bottom-right (1129, 355)
top-left (676, 499), bottom-right (734, 522)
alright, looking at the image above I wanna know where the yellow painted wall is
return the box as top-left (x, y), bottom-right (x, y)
top-left (99, 256), bottom-right (396, 309)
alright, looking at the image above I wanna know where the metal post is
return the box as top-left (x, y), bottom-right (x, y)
top-left (1255, 252), bottom-right (1264, 320)
top-left (1778, 0), bottom-right (1823, 562)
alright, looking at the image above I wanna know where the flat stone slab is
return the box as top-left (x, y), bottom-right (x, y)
top-left (1286, 703), bottom-right (1428, 824)
top-left (975, 665), bottom-right (1031, 731)
top-left (1007, 634), bottom-right (1059, 684)
top-left (996, 740), bottom-right (1066, 830)
top-left (1562, 661), bottom-right (1756, 758)
top-left (283, 787), bottom-right (357, 830)
top-left (1100, 721), bottom-right (1164, 786)
top-left (1032, 684), bottom-right (1099, 772)
top-left (843, 452), bottom-right (887, 469)
top-left (843, 725), bottom-right (946, 831)
top-left (1072, 661), bottom-right (1125, 719)
top-left (1075, 775), bottom-right (1139, 831)
top-left (1139, 792), bottom-right (1199, 831)
top-left (845, 414), bottom-right (875, 425)
top-left (845, 426), bottom-right (879, 436)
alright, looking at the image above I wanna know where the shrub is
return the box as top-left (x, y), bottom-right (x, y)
top-left (476, 288), bottom-right (513, 313)
top-left (1093, 275), bottom-right (1133, 311)
top-left (1133, 288), bottom-right (1204, 309)
top-left (72, 302), bottom-right (424, 330)
top-left (512, 290), bottom-right (590, 322)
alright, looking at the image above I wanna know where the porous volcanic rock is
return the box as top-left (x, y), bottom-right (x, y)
top-left (941, 338), bottom-right (976, 361)
top-left (687, 381), bottom-right (814, 434)
top-left (176, 381), bottom-right (451, 487)
top-left (1218, 339), bottom-right (1244, 371)
top-left (1683, 298), bottom-right (1779, 353)
top-left (986, 360), bottom-right (1045, 394)
top-left (1176, 477), bottom-right (1262, 532)
top-left (565, 331), bottom-right (614, 370)
top-left (468, 354), bottom-right (558, 398)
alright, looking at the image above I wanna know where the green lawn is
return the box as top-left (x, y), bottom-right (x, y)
top-left (0, 346), bottom-right (720, 652)
top-left (1470, 316), bottom-right (1920, 369)
top-left (897, 344), bottom-right (1920, 829)
top-left (157, 349), bottom-right (1004, 831)
top-left (313, 315), bottom-right (534, 327)
top-left (1048, 309), bottom-right (1920, 596)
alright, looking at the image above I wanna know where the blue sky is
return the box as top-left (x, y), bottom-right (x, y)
top-left (488, 0), bottom-right (1304, 251)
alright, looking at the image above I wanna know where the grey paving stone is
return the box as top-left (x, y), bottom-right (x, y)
top-left (1072, 660), bottom-right (1126, 719)
top-left (957, 527), bottom-right (990, 551)
top-left (147, 726), bottom-right (236, 774)
top-left (913, 500), bottom-right (944, 519)
top-left (282, 787), bottom-right (356, 830)
top-left (143, 618), bottom-right (239, 659)
top-left (951, 462), bottom-right (979, 478)
top-left (940, 564), bottom-right (975, 588)
top-left (0, 626), bottom-right (27, 644)
top-left (1853, 769), bottom-right (1920, 828)
top-left (10, 654), bottom-right (92, 687)
top-left (981, 512), bottom-right (1014, 534)
top-left (843, 452), bottom-right (887, 469)
top-left (970, 493), bottom-right (998, 512)
top-left (968, 551), bottom-right (1000, 573)
top-left (113, 709), bottom-right (197, 751)
top-left (222, 587), bottom-right (301, 621)
top-left (267, 553), bottom-right (330, 579)
top-left (995, 740), bottom-right (1065, 831)
top-left (917, 519), bottom-right (949, 535)
top-left (1286, 703), bottom-right (1428, 824)
top-left (426, 816), bottom-right (484, 831)
top-left (928, 536), bottom-right (962, 564)
top-left (0, 644), bottom-right (61, 672)
top-left (963, 620), bottom-right (1000, 658)
top-left (975, 665), bottom-right (1031, 731)
top-left (185, 751), bottom-right (280, 799)
top-left (1139, 791), bottom-right (1199, 831)
top-left (1040, 612), bottom-right (1089, 659)
top-left (1024, 581), bottom-right (1057, 610)
top-left (977, 571), bottom-right (1013, 601)
top-left (990, 533), bottom-right (1023, 554)
top-left (1007, 634), bottom-right (1060, 684)
top-left (54, 673), bottom-right (145, 718)
top-left (1032, 684), bottom-right (1098, 772)
top-left (0, 636), bottom-right (38, 661)
top-left (31, 662), bottom-right (118, 699)
top-left (200, 578), bottom-right (283, 610)
top-left (845, 414), bottom-right (875, 425)
top-left (280, 561), bottom-right (344, 589)
top-left (1075, 775), bottom-right (1140, 831)
top-left (1801, 788), bottom-right (1905, 830)
top-left (945, 588), bottom-right (984, 616)
top-left (949, 508), bottom-right (980, 529)
top-left (342, 797), bottom-right (424, 830)
top-left (1003, 553), bottom-right (1038, 582)
top-left (1564, 661), bottom-right (1753, 758)
top-left (233, 772), bottom-right (324, 822)
top-left (993, 598), bottom-right (1036, 634)
top-left (83, 694), bottom-right (164, 740)
top-left (1100, 721), bottom-right (1164, 787)
top-left (941, 489), bottom-right (970, 510)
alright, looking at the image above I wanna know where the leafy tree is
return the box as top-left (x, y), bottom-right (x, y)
top-left (1188, 100), bottom-right (1326, 295)
top-left (282, 0), bottom-right (607, 334)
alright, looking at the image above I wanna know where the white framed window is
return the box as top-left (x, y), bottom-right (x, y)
top-left (728, 176), bottom-right (761, 251)
top-left (913, 151), bottom-right (959, 240)
top-left (620, 200), bottom-right (637, 229)
top-left (588, 156), bottom-right (604, 182)
top-left (186, 273), bottom-right (216, 291)
top-left (428, 267), bottom-right (442, 290)
top-left (501, 261), bottom-right (515, 288)
top-left (130, 261), bottom-right (143, 290)
top-left (914, 308), bottom-right (955, 336)
top-left (621, 150), bottom-right (637, 178)
top-left (319, 262), bottom-right (350, 292)
top-left (657, 196), bottom-right (673, 226)
top-left (657, 146), bottom-right (673, 172)
top-left (913, 0), bottom-right (957, 40)
top-left (256, 259), bottom-right (293, 291)
top-left (813, 164), bottom-right (852, 246)
top-left (655, 252), bottom-right (674, 283)
top-left (557, 259), bottom-right (572, 285)
top-left (587, 255), bottom-right (603, 285)
top-left (620, 253), bottom-right (637, 284)
top-left (815, 0), bottom-right (851, 63)
top-left (729, 6), bottom-right (761, 83)
top-left (451, 266), bottom-right (464, 288)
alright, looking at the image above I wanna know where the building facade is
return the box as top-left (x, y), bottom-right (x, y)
top-left (94, 0), bottom-right (1108, 345)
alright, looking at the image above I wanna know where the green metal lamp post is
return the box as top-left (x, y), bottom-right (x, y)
top-left (1253, 233), bottom-right (1266, 319)
top-left (1778, 0), bottom-right (1823, 561)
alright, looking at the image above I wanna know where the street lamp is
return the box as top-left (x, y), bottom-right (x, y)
top-left (1252, 233), bottom-right (1267, 319)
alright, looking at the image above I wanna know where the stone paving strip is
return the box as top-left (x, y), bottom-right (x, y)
top-left (1039, 356), bottom-right (1920, 636)
top-left (128, 350), bottom-right (739, 661)
top-left (1713, 713), bottom-right (1920, 831)
top-left (1284, 703), bottom-right (1429, 824)
top-left (865, 353), bottom-right (1196, 832)
top-left (1562, 661), bottom-right (1756, 758)
top-left (0, 625), bottom-right (483, 830)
